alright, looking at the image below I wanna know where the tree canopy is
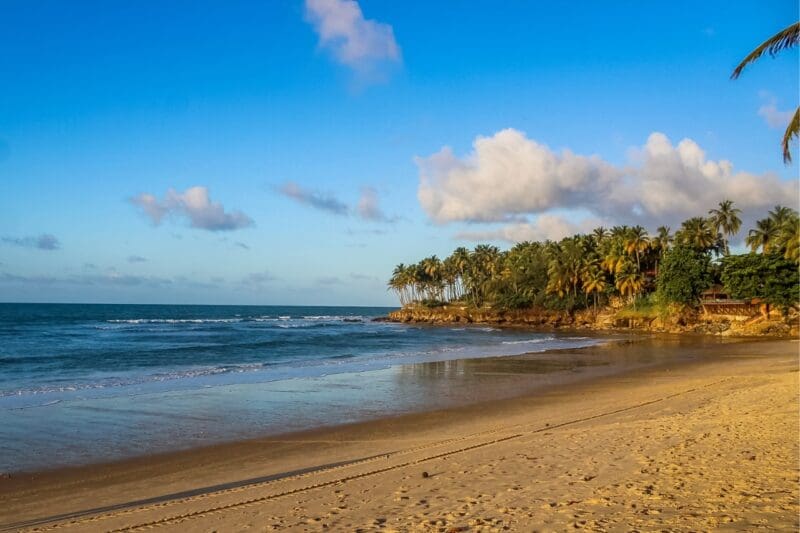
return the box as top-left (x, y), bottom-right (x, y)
top-left (721, 253), bottom-right (800, 311)
top-left (656, 245), bottom-right (713, 305)
top-left (388, 201), bottom-right (798, 315)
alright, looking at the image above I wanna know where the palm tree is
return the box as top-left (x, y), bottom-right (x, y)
top-left (592, 227), bottom-right (609, 245)
top-left (769, 205), bottom-right (795, 226)
top-left (582, 265), bottom-right (607, 314)
top-left (601, 237), bottom-right (627, 275)
top-left (448, 247), bottom-right (471, 302)
top-left (615, 261), bottom-right (644, 307)
top-left (676, 217), bottom-right (719, 253)
top-left (420, 256), bottom-right (444, 301)
top-left (651, 226), bottom-right (673, 274)
top-left (610, 225), bottom-right (630, 240)
top-left (746, 217), bottom-right (779, 253)
top-left (623, 226), bottom-right (649, 271)
top-left (389, 264), bottom-right (409, 305)
top-left (708, 200), bottom-right (742, 255)
top-left (546, 260), bottom-right (569, 298)
top-left (779, 217), bottom-right (800, 262)
top-left (468, 245), bottom-right (501, 306)
top-left (441, 255), bottom-right (459, 302)
top-left (769, 207), bottom-right (800, 261)
top-left (731, 21), bottom-right (799, 163)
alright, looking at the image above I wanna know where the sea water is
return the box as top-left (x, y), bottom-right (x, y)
top-left (0, 303), bottom-right (606, 472)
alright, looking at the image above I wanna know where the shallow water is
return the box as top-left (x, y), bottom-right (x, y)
top-left (0, 303), bottom-right (622, 472)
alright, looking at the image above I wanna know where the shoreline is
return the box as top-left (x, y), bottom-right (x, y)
top-left (2, 337), bottom-right (797, 530)
top-left (384, 304), bottom-right (799, 338)
top-left (0, 331), bottom-right (737, 476)
top-left (0, 335), bottom-right (782, 479)
top-left (0, 330), bottom-right (638, 475)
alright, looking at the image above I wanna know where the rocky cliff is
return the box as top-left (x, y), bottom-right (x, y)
top-left (385, 304), bottom-right (798, 338)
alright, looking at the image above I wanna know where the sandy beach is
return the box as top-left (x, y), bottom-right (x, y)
top-left (4, 2), bottom-right (799, 531)
top-left (1, 338), bottom-right (797, 532)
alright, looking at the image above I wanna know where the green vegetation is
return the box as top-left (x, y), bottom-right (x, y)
top-left (615, 294), bottom-right (668, 321)
top-left (388, 201), bottom-right (800, 316)
top-left (656, 246), bottom-right (713, 306)
top-left (744, 206), bottom-right (800, 260)
top-left (721, 253), bottom-right (800, 314)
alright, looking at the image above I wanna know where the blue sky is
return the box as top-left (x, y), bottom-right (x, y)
top-left (0, 0), bottom-right (797, 305)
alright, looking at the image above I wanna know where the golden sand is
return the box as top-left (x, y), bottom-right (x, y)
top-left (2, 339), bottom-right (798, 532)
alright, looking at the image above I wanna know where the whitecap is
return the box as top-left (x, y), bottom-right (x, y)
top-left (501, 337), bottom-right (555, 345)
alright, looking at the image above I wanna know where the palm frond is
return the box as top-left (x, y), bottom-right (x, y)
top-left (731, 22), bottom-right (800, 79)
top-left (781, 107), bottom-right (800, 163)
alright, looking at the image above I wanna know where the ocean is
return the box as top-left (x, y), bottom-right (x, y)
top-left (0, 303), bottom-right (609, 472)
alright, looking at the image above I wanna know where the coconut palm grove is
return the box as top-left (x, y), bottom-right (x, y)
top-left (389, 202), bottom-right (800, 315)
top-left (390, 21), bottom-right (799, 321)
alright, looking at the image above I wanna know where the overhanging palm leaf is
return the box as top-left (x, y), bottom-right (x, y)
top-left (782, 107), bottom-right (799, 163)
top-left (731, 21), bottom-right (799, 163)
top-left (730, 22), bottom-right (799, 79)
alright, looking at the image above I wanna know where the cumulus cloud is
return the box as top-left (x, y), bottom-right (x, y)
top-left (130, 186), bottom-right (253, 231)
top-left (305, 0), bottom-right (401, 80)
top-left (758, 93), bottom-right (794, 129)
top-left (277, 181), bottom-right (349, 215)
top-left (627, 133), bottom-right (796, 221)
top-left (417, 129), bottom-right (798, 242)
top-left (2, 233), bottom-right (60, 250)
top-left (417, 129), bottom-right (621, 224)
top-left (357, 186), bottom-right (397, 222)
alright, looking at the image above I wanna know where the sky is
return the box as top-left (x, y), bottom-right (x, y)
top-left (0, 0), bottom-right (798, 306)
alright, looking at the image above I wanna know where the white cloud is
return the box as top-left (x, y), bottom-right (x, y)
top-left (630, 133), bottom-right (796, 221)
top-left (417, 129), bottom-right (798, 242)
top-left (417, 129), bottom-right (621, 224)
top-left (758, 93), bottom-right (794, 129)
top-left (131, 186), bottom-right (253, 231)
top-left (305, 0), bottom-right (400, 80)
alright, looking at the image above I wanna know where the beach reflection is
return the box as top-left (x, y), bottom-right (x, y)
top-left (0, 334), bottom-right (746, 473)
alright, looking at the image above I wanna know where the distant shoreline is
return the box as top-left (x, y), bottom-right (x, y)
top-left (382, 303), bottom-right (798, 338)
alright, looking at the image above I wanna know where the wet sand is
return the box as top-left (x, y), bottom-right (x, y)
top-left (1, 337), bottom-right (797, 531)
